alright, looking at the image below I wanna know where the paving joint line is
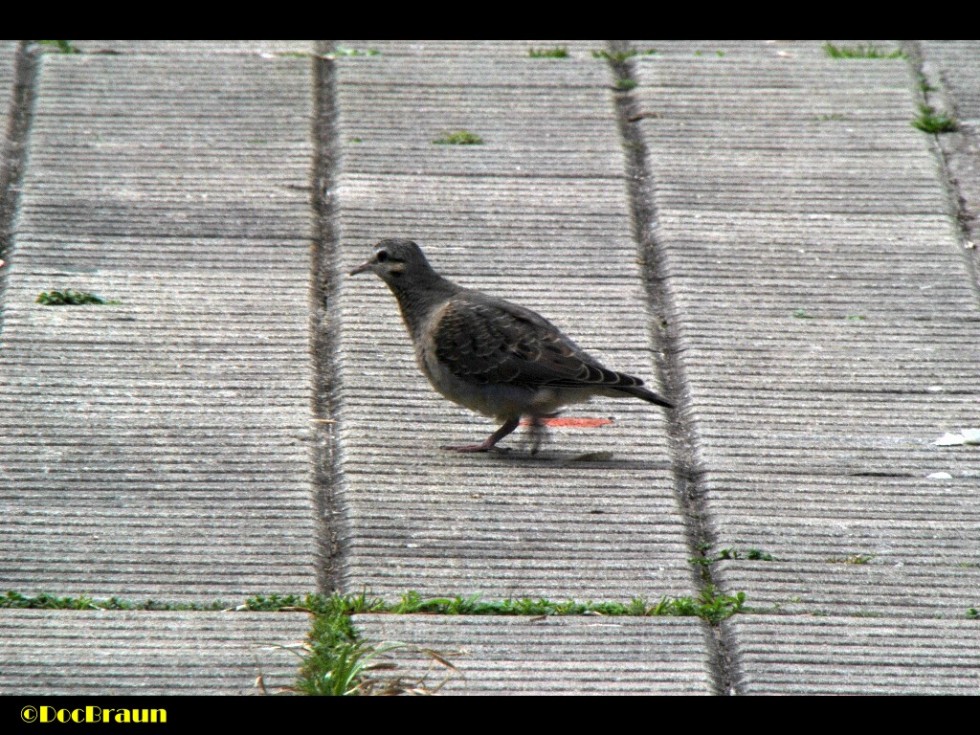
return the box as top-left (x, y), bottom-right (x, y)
top-left (901, 40), bottom-right (980, 306)
top-left (607, 39), bottom-right (743, 696)
top-left (0, 41), bottom-right (39, 337)
top-left (310, 40), bottom-right (347, 593)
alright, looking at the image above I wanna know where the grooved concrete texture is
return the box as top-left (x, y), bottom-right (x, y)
top-left (0, 610), bottom-right (310, 695)
top-left (734, 617), bottom-right (980, 694)
top-left (921, 40), bottom-right (980, 122)
top-left (0, 51), bottom-right (318, 598)
top-left (333, 47), bottom-right (690, 601)
top-left (3, 39), bottom-right (980, 697)
top-left (919, 40), bottom-right (980, 296)
top-left (634, 38), bottom-right (980, 655)
top-left (0, 41), bottom-right (17, 153)
top-left (353, 615), bottom-right (712, 695)
top-left (71, 41), bottom-right (314, 55)
top-left (337, 41), bottom-right (603, 57)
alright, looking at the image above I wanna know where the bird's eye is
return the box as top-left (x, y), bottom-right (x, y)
top-left (376, 250), bottom-right (389, 263)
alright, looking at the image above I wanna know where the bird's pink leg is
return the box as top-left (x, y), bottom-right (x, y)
top-left (442, 417), bottom-right (520, 453)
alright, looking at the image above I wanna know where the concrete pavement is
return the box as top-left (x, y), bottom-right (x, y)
top-left (1, 39), bottom-right (978, 695)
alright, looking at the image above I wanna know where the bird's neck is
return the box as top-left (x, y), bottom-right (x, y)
top-left (388, 272), bottom-right (459, 340)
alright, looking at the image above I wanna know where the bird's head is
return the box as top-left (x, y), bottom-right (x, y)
top-left (349, 239), bottom-right (435, 285)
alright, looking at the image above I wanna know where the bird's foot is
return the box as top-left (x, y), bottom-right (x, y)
top-left (442, 418), bottom-right (520, 454)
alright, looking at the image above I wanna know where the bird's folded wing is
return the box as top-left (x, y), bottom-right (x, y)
top-left (432, 295), bottom-right (645, 389)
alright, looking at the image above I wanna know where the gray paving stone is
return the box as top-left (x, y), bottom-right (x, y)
top-left (0, 41), bottom-right (18, 148)
top-left (721, 561), bottom-right (980, 617)
top-left (337, 40), bottom-right (604, 58)
top-left (4, 37), bottom-right (977, 696)
top-left (921, 40), bottom-right (980, 123)
top-left (0, 610), bottom-right (309, 695)
top-left (336, 58), bottom-right (628, 178)
top-left (0, 53), bottom-right (318, 599)
top-left (0, 40), bottom-right (22, 267)
top-left (69, 40), bottom-right (314, 55)
top-left (353, 615), bottom-right (713, 695)
top-left (919, 40), bottom-right (980, 298)
top-left (733, 616), bottom-right (980, 694)
top-left (332, 50), bottom-right (690, 601)
top-left (634, 42), bottom-right (980, 633)
top-left (635, 40), bottom-right (903, 62)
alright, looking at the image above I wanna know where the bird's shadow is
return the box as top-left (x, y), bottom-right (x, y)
top-left (472, 447), bottom-right (672, 472)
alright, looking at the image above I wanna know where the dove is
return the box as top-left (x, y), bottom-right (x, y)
top-left (350, 239), bottom-right (673, 453)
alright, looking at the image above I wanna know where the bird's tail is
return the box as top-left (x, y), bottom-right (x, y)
top-left (618, 385), bottom-right (674, 409)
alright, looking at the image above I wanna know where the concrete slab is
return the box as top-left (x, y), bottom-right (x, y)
top-left (634, 41), bottom-right (980, 641)
top-left (68, 40), bottom-right (314, 55)
top-left (336, 40), bottom-right (604, 58)
top-left (635, 40), bottom-right (903, 62)
top-left (332, 50), bottom-right (690, 601)
top-left (921, 40), bottom-right (980, 123)
top-left (0, 610), bottom-right (309, 695)
top-left (335, 59), bottom-right (628, 178)
top-left (3, 37), bottom-right (977, 696)
top-left (733, 616), bottom-right (980, 694)
top-left (0, 52), bottom-right (318, 598)
top-left (0, 41), bottom-right (18, 149)
top-left (720, 561), bottom-right (980, 617)
top-left (919, 41), bottom-right (980, 296)
top-left (353, 614), bottom-right (713, 694)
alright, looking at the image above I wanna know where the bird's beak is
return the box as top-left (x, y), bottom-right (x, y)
top-left (349, 260), bottom-right (374, 276)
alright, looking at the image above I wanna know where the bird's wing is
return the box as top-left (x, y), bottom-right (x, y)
top-left (431, 292), bottom-right (646, 389)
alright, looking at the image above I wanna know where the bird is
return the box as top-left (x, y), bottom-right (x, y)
top-left (349, 239), bottom-right (673, 454)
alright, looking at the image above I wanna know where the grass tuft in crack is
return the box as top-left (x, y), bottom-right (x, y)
top-left (292, 595), bottom-right (394, 696)
top-left (37, 40), bottom-right (80, 54)
top-left (690, 547), bottom-right (776, 565)
top-left (667, 586), bottom-right (746, 624)
top-left (388, 589), bottom-right (745, 622)
top-left (37, 289), bottom-right (119, 305)
top-left (249, 593), bottom-right (451, 695)
top-left (433, 130), bottom-right (483, 145)
top-left (528, 47), bottom-right (568, 58)
top-left (823, 42), bottom-right (904, 59)
top-left (332, 46), bottom-right (380, 57)
top-left (912, 103), bottom-right (958, 133)
top-left (0, 591), bottom-right (229, 610)
top-left (718, 547), bottom-right (775, 562)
